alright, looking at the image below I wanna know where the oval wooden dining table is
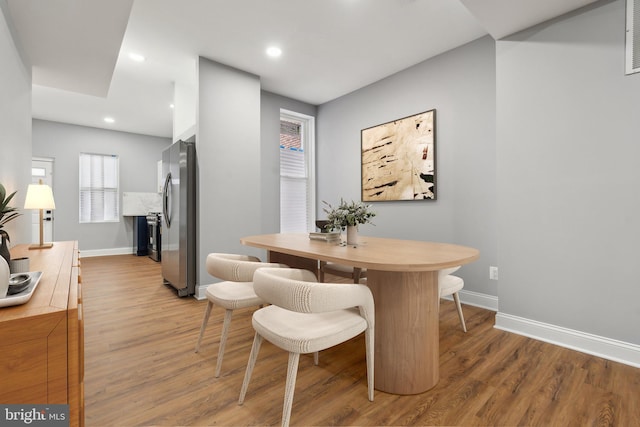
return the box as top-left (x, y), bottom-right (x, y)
top-left (241, 233), bottom-right (480, 395)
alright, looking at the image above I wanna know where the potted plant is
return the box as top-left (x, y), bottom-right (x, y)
top-left (0, 183), bottom-right (21, 266)
top-left (322, 198), bottom-right (376, 245)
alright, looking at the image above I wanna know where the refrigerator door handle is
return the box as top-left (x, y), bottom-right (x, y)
top-left (163, 172), bottom-right (172, 227)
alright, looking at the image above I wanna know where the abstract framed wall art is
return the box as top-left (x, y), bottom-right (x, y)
top-left (361, 109), bottom-right (436, 201)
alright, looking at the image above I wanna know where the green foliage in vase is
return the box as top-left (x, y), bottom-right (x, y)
top-left (0, 183), bottom-right (21, 242)
top-left (322, 198), bottom-right (376, 231)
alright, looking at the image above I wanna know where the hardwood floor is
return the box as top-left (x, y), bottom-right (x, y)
top-left (82, 255), bottom-right (639, 426)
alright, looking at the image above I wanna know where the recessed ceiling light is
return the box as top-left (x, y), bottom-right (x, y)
top-left (169, 103), bottom-right (175, 109)
top-left (104, 117), bottom-right (115, 123)
top-left (266, 46), bottom-right (282, 58)
top-left (128, 52), bottom-right (146, 62)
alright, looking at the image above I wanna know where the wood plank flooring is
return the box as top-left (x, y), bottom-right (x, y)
top-left (81, 255), bottom-right (640, 426)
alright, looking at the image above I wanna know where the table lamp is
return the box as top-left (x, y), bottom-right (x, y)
top-left (24, 180), bottom-right (56, 249)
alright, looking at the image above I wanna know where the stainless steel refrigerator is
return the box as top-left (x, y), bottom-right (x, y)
top-left (161, 138), bottom-right (196, 296)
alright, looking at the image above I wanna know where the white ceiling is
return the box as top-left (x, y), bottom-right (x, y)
top-left (6, 0), bottom-right (598, 138)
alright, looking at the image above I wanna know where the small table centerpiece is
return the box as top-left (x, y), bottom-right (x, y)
top-left (322, 199), bottom-right (375, 245)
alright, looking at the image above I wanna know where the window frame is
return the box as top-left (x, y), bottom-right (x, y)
top-left (79, 152), bottom-right (120, 223)
top-left (279, 109), bottom-right (316, 233)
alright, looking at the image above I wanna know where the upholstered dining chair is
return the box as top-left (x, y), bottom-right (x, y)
top-left (194, 253), bottom-right (287, 377)
top-left (438, 266), bottom-right (467, 332)
top-left (318, 260), bottom-right (366, 284)
top-left (238, 267), bottom-right (375, 427)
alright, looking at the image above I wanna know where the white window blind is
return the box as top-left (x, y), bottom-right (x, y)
top-left (627, 0), bottom-right (640, 74)
top-left (79, 153), bottom-right (120, 223)
top-left (280, 147), bottom-right (308, 232)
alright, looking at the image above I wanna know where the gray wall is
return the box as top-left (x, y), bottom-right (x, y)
top-left (315, 0), bottom-right (640, 353)
top-left (32, 119), bottom-right (171, 252)
top-left (316, 35), bottom-right (498, 297)
top-left (260, 91), bottom-right (317, 234)
top-left (0, 0), bottom-right (32, 248)
top-left (196, 58), bottom-right (263, 285)
top-left (497, 0), bottom-right (640, 344)
top-left (195, 64), bottom-right (317, 286)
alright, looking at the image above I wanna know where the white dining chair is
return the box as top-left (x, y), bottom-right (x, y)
top-left (238, 267), bottom-right (375, 427)
top-left (438, 266), bottom-right (467, 332)
top-left (194, 253), bottom-right (287, 377)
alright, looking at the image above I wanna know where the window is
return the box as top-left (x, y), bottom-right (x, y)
top-left (31, 167), bottom-right (46, 177)
top-left (626, 0), bottom-right (640, 74)
top-left (79, 153), bottom-right (120, 223)
top-left (280, 110), bottom-right (315, 232)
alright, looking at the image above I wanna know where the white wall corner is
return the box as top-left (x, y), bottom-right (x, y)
top-left (194, 284), bottom-right (209, 301)
top-left (495, 312), bottom-right (640, 369)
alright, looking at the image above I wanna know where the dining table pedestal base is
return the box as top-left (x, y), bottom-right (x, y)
top-left (366, 269), bottom-right (440, 395)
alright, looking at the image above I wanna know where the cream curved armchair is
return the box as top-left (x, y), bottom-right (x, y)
top-left (238, 267), bottom-right (375, 427)
top-left (194, 253), bottom-right (287, 377)
top-left (438, 266), bottom-right (467, 332)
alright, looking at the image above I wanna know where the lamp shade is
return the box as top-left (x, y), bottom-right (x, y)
top-left (24, 184), bottom-right (56, 210)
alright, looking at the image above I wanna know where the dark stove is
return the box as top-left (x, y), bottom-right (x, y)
top-left (146, 212), bottom-right (161, 262)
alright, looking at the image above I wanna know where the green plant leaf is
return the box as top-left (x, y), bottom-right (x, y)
top-left (0, 184), bottom-right (21, 242)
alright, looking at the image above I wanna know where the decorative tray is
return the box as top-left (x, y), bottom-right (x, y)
top-left (0, 271), bottom-right (44, 308)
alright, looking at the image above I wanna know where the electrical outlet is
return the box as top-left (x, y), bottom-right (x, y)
top-left (489, 266), bottom-right (499, 280)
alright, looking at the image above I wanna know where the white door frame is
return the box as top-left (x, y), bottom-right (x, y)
top-left (31, 157), bottom-right (55, 244)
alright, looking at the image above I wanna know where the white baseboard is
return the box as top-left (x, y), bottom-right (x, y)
top-left (79, 247), bottom-right (135, 257)
top-left (495, 312), bottom-right (640, 368)
top-left (448, 291), bottom-right (640, 368)
top-left (443, 289), bottom-right (499, 312)
top-left (195, 284), bottom-right (209, 300)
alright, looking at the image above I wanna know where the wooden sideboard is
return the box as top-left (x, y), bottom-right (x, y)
top-left (0, 241), bottom-right (83, 427)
